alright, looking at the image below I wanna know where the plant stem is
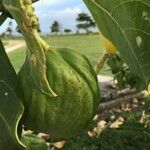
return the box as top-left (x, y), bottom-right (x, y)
top-left (94, 51), bottom-right (110, 74)
top-left (97, 90), bottom-right (148, 113)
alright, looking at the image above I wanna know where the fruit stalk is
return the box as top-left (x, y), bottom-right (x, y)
top-left (94, 33), bottom-right (117, 74)
top-left (2, 0), bottom-right (56, 97)
top-left (94, 52), bottom-right (109, 74)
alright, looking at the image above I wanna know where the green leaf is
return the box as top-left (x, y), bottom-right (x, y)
top-left (0, 12), bottom-right (7, 27)
top-left (0, 40), bottom-right (21, 96)
top-left (0, 0), bottom-right (4, 12)
top-left (0, 82), bottom-right (25, 150)
top-left (83, 0), bottom-right (150, 88)
top-left (22, 134), bottom-right (49, 150)
top-left (0, 40), bottom-right (24, 148)
top-left (0, 118), bottom-right (20, 150)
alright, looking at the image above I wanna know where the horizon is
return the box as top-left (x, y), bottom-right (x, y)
top-left (0, 0), bottom-right (91, 34)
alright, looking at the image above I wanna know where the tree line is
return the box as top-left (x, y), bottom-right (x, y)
top-left (51, 12), bottom-right (96, 35)
top-left (1, 12), bottom-right (96, 37)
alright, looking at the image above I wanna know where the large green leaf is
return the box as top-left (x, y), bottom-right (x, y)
top-left (0, 12), bottom-right (8, 26)
top-left (0, 41), bottom-right (24, 148)
top-left (0, 0), bottom-right (4, 12)
top-left (83, 0), bottom-right (150, 88)
top-left (0, 40), bottom-right (21, 96)
top-left (0, 117), bottom-right (20, 150)
top-left (0, 82), bottom-right (25, 150)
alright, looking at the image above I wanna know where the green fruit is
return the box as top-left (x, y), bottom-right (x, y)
top-left (19, 48), bottom-right (100, 140)
top-left (3, 0), bottom-right (100, 140)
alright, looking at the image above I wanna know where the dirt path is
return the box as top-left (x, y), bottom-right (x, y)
top-left (4, 40), bottom-right (114, 83)
top-left (4, 40), bottom-right (25, 53)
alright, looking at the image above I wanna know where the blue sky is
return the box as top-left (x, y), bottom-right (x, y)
top-left (0, 0), bottom-right (90, 34)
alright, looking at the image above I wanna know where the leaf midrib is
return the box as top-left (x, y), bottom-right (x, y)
top-left (91, 0), bottom-right (147, 83)
top-left (110, 0), bottom-right (150, 14)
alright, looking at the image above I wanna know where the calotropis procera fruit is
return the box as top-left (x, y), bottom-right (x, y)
top-left (3, 0), bottom-right (100, 140)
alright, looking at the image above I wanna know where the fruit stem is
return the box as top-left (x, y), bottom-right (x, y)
top-left (2, 0), bottom-right (56, 97)
top-left (94, 51), bottom-right (110, 74)
top-left (32, 29), bottom-right (50, 52)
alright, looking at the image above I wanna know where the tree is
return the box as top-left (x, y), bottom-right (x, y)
top-left (64, 28), bottom-right (72, 34)
top-left (6, 21), bottom-right (13, 37)
top-left (76, 13), bottom-right (95, 34)
top-left (50, 21), bottom-right (60, 35)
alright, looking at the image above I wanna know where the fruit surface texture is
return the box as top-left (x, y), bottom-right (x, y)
top-left (19, 48), bottom-right (100, 140)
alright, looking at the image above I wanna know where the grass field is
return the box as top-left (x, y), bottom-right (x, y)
top-left (8, 34), bottom-right (111, 75)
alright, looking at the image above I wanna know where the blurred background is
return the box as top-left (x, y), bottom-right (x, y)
top-left (0, 0), bottom-right (109, 75)
top-left (0, 0), bottom-right (97, 35)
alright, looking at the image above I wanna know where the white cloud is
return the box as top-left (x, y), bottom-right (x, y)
top-left (0, 0), bottom-right (88, 33)
top-left (42, 7), bottom-right (81, 18)
top-left (37, 7), bottom-right (82, 33)
top-left (32, 0), bottom-right (89, 33)
top-left (35, 0), bottom-right (71, 7)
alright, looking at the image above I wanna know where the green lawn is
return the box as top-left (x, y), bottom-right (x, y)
top-left (8, 34), bottom-right (111, 74)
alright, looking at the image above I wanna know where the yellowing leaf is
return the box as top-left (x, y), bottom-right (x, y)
top-left (52, 141), bottom-right (66, 149)
top-left (84, 0), bottom-right (150, 89)
top-left (110, 117), bottom-right (124, 128)
top-left (100, 33), bottom-right (117, 54)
